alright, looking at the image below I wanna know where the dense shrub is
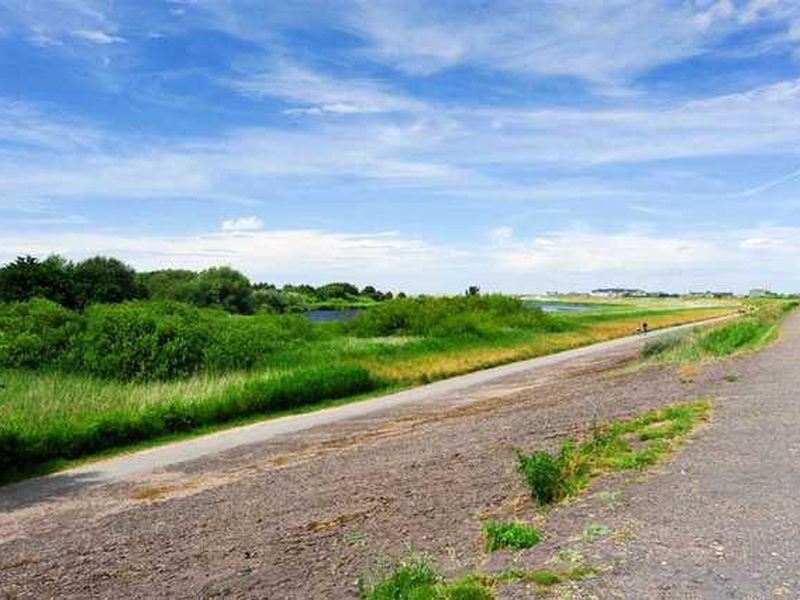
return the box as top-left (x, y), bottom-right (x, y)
top-left (345, 294), bottom-right (561, 338)
top-left (201, 313), bottom-right (315, 372)
top-left (0, 298), bottom-right (324, 381)
top-left (0, 298), bottom-right (82, 369)
top-left (75, 301), bottom-right (211, 380)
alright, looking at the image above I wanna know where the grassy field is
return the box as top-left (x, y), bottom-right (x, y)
top-left (0, 295), bottom-right (739, 480)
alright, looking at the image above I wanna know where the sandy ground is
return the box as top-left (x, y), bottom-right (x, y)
top-left (0, 316), bottom-right (789, 599)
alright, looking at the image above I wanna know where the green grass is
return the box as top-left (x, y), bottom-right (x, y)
top-left (0, 296), bottom-right (736, 481)
top-left (360, 555), bottom-right (493, 600)
top-left (643, 299), bottom-right (797, 363)
top-left (483, 520), bottom-right (543, 551)
top-left (516, 400), bottom-right (710, 505)
top-left (0, 364), bottom-right (380, 477)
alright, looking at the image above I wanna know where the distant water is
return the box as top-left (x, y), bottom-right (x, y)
top-left (529, 302), bottom-right (593, 313)
top-left (304, 309), bottom-right (360, 322)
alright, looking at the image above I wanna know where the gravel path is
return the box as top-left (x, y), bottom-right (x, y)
top-left (0, 314), bottom-right (791, 599)
top-left (565, 312), bottom-right (800, 599)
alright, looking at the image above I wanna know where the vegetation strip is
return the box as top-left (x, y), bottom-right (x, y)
top-left (359, 554), bottom-right (599, 599)
top-left (643, 300), bottom-right (798, 363)
top-left (517, 400), bottom-right (710, 505)
top-left (0, 291), bottom-right (735, 480)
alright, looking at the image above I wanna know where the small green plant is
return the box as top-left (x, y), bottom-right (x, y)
top-left (723, 374), bottom-right (738, 382)
top-left (483, 521), bottom-right (542, 551)
top-left (360, 555), bottom-right (493, 600)
top-left (516, 449), bottom-right (562, 505)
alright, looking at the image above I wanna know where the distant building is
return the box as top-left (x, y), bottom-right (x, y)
top-left (689, 291), bottom-right (734, 298)
top-left (591, 288), bottom-right (647, 297)
top-left (749, 288), bottom-right (773, 298)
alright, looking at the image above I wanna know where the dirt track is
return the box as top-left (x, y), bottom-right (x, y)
top-left (0, 318), bottom-right (786, 599)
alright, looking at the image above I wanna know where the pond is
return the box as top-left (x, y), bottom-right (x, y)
top-left (529, 302), bottom-right (595, 313)
top-left (303, 309), bottom-right (361, 322)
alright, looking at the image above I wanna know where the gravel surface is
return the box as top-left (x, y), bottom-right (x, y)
top-left (0, 316), bottom-right (789, 599)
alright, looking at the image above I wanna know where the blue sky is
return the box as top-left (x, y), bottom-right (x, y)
top-left (2, 0), bottom-right (800, 293)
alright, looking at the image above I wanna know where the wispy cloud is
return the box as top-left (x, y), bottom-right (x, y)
top-left (72, 29), bottom-right (126, 44)
top-left (232, 62), bottom-right (424, 115)
top-left (0, 98), bottom-right (103, 151)
top-left (343, 1), bottom-right (796, 84)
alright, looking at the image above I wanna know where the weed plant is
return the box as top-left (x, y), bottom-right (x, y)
top-left (483, 521), bottom-right (542, 551)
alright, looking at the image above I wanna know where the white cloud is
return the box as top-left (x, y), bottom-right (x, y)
top-left (4, 223), bottom-right (800, 292)
top-left (491, 229), bottom-right (720, 274)
top-left (0, 227), bottom-right (466, 290)
top-left (72, 29), bottom-right (126, 44)
top-left (221, 216), bottom-right (264, 232)
top-left (232, 63), bottom-right (424, 115)
top-left (693, 0), bottom-right (735, 30)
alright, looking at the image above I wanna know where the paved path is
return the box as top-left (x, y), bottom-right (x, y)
top-left (573, 312), bottom-right (800, 598)
top-left (3, 316), bottom-right (728, 493)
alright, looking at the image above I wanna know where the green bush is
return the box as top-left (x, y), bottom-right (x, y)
top-left (516, 449), bottom-right (562, 505)
top-left (75, 301), bottom-right (211, 380)
top-left (346, 295), bottom-right (562, 338)
top-left (200, 313), bottom-right (305, 373)
top-left (0, 298), bottom-right (82, 369)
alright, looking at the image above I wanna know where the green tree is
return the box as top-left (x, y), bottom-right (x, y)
top-left (73, 256), bottom-right (138, 308)
top-left (0, 255), bottom-right (76, 307)
top-left (137, 269), bottom-right (197, 301)
top-left (184, 266), bottom-right (254, 314)
top-left (316, 282), bottom-right (359, 300)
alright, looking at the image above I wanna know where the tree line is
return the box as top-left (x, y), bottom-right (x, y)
top-left (0, 255), bottom-right (399, 314)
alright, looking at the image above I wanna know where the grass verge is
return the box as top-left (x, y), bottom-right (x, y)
top-left (517, 400), bottom-right (710, 505)
top-left (0, 364), bottom-right (380, 479)
top-left (643, 300), bottom-right (797, 363)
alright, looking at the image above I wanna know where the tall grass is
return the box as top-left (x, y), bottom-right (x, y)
top-left (0, 365), bottom-right (379, 475)
top-left (643, 300), bottom-right (797, 363)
